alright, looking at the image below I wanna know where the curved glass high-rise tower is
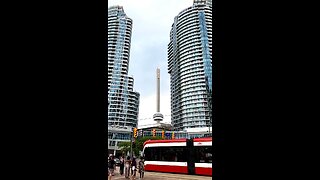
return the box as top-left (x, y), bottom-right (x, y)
top-left (108, 6), bottom-right (140, 129)
top-left (168, 0), bottom-right (212, 131)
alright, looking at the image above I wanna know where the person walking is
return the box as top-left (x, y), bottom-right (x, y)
top-left (108, 154), bottom-right (116, 180)
top-left (130, 157), bottom-right (137, 180)
top-left (106, 156), bottom-right (109, 178)
top-left (138, 157), bottom-right (145, 179)
top-left (119, 155), bottom-right (125, 176)
top-left (124, 156), bottom-right (131, 179)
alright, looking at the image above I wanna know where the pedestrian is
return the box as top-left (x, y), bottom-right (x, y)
top-left (108, 154), bottom-right (116, 180)
top-left (131, 157), bottom-right (137, 180)
top-left (119, 155), bottom-right (125, 176)
top-left (124, 156), bottom-right (131, 179)
top-left (138, 157), bottom-right (145, 179)
top-left (106, 156), bottom-right (109, 178)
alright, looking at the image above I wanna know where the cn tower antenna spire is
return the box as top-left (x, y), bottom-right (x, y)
top-left (153, 67), bottom-right (163, 123)
top-left (156, 67), bottom-right (160, 112)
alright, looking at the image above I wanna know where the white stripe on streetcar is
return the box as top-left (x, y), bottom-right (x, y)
top-left (144, 142), bottom-right (186, 148)
top-left (195, 163), bottom-right (212, 168)
top-left (144, 161), bottom-right (187, 166)
top-left (193, 141), bottom-right (212, 146)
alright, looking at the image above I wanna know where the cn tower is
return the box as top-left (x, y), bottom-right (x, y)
top-left (153, 67), bottom-right (164, 123)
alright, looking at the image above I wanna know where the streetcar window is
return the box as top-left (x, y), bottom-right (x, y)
top-left (144, 146), bottom-right (188, 162)
top-left (194, 146), bottom-right (212, 163)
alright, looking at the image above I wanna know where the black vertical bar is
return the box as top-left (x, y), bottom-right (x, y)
top-left (187, 138), bottom-right (195, 175)
top-left (130, 129), bottom-right (133, 160)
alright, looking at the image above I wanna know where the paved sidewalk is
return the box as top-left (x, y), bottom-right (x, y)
top-left (110, 166), bottom-right (212, 180)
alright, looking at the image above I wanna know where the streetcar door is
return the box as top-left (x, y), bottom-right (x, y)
top-left (186, 139), bottom-right (195, 175)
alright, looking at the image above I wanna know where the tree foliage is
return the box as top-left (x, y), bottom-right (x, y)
top-left (117, 136), bottom-right (163, 157)
top-left (117, 141), bottom-right (131, 155)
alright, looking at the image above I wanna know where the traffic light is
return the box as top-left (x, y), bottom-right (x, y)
top-left (133, 128), bottom-right (137, 138)
top-left (139, 130), bottom-right (143, 137)
top-left (152, 129), bottom-right (156, 137)
top-left (172, 132), bottom-right (175, 139)
top-left (162, 130), bottom-right (165, 139)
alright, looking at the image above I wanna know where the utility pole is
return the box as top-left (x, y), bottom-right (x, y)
top-left (130, 127), bottom-right (133, 160)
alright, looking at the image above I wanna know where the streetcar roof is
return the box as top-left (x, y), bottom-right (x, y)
top-left (143, 137), bottom-right (212, 147)
top-left (193, 137), bottom-right (212, 142)
top-left (143, 138), bottom-right (187, 147)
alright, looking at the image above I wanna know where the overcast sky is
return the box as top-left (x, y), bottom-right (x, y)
top-left (108, 0), bottom-right (194, 127)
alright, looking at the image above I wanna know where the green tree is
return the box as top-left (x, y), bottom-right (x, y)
top-left (134, 136), bottom-right (163, 157)
top-left (117, 136), bottom-right (163, 157)
top-left (117, 141), bottom-right (131, 155)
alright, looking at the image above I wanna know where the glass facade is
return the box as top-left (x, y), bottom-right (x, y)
top-left (168, 1), bottom-right (212, 131)
top-left (138, 131), bottom-right (197, 139)
top-left (107, 6), bottom-right (140, 156)
top-left (107, 6), bottom-right (140, 128)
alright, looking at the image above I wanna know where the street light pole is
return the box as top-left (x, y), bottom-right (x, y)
top-left (130, 127), bottom-right (133, 160)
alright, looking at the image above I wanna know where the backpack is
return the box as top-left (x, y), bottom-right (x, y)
top-left (108, 160), bottom-right (114, 168)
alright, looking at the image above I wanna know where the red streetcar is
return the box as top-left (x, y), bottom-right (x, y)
top-left (142, 137), bottom-right (212, 176)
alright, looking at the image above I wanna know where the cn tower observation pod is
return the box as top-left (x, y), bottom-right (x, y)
top-left (153, 112), bottom-right (164, 121)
